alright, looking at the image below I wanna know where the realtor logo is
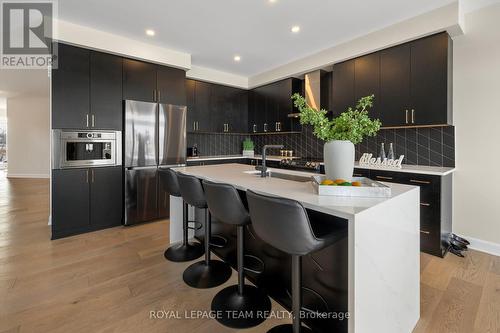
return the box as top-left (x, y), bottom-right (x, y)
top-left (1, 0), bottom-right (57, 68)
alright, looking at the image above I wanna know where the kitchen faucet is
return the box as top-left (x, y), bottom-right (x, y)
top-left (261, 145), bottom-right (284, 177)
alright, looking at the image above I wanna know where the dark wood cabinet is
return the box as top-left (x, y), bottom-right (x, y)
top-left (52, 167), bottom-right (123, 239)
top-left (380, 43), bottom-right (411, 126)
top-left (331, 32), bottom-right (452, 128)
top-left (123, 58), bottom-right (157, 102)
top-left (194, 80), bottom-right (212, 132)
top-left (89, 167), bottom-right (123, 229)
top-left (90, 51), bottom-right (123, 130)
top-left (186, 79), bottom-right (211, 132)
top-left (332, 60), bottom-right (355, 118)
top-left (157, 66), bottom-right (186, 106)
top-left (52, 168), bottom-right (90, 236)
top-left (186, 79), bottom-right (197, 132)
top-left (410, 33), bottom-right (452, 125)
top-left (52, 44), bottom-right (90, 129)
top-left (355, 53), bottom-right (380, 117)
top-left (352, 167), bottom-right (451, 257)
top-left (249, 78), bottom-right (301, 133)
top-left (186, 79), bottom-right (248, 133)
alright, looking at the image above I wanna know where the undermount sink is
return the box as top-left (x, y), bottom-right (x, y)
top-left (244, 170), bottom-right (311, 183)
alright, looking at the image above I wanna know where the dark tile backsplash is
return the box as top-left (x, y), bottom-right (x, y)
top-left (187, 125), bottom-right (455, 167)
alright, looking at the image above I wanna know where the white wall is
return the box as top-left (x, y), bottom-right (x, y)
top-left (6, 96), bottom-right (50, 178)
top-left (453, 3), bottom-right (500, 250)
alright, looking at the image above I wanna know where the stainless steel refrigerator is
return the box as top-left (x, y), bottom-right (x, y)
top-left (124, 100), bottom-right (187, 226)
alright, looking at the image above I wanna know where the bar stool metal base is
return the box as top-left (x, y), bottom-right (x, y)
top-left (267, 324), bottom-right (314, 333)
top-left (164, 241), bottom-right (204, 262)
top-left (211, 285), bottom-right (271, 329)
top-left (182, 260), bottom-right (232, 289)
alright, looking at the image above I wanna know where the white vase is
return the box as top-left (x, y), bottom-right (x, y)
top-left (323, 140), bottom-right (355, 181)
top-left (242, 150), bottom-right (255, 157)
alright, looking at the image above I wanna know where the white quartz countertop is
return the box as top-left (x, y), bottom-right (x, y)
top-left (353, 162), bottom-right (455, 176)
top-left (187, 155), bottom-right (292, 162)
top-left (186, 155), bottom-right (455, 176)
top-left (174, 163), bottom-right (418, 219)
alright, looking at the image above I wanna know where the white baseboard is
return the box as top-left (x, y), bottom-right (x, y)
top-left (7, 173), bottom-right (50, 179)
top-left (457, 234), bottom-right (500, 257)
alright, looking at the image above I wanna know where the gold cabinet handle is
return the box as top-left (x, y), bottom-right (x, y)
top-left (420, 230), bottom-right (430, 235)
top-left (411, 109), bottom-right (415, 124)
top-left (91, 169), bottom-right (95, 183)
top-left (86, 169), bottom-right (89, 183)
top-left (91, 114), bottom-right (95, 127)
top-left (410, 179), bottom-right (431, 185)
top-left (376, 175), bottom-right (393, 180)
top-left (86, 114), bottom-right (89, 127)
top-left (405, 110), bottom-right (409, 124)
top-left (420, 202), bottom-right (431, 207)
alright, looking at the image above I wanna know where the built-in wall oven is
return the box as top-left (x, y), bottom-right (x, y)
top-left (52, 130), bottom-right (122, 169)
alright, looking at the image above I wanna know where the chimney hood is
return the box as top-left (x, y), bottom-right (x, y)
top-left (288, 70), bottom-right (325, 118)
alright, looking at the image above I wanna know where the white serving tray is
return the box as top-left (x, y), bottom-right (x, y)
top-left (311, 175), bottom-right (391, 198)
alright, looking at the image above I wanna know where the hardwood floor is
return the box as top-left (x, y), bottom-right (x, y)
top-left (0, 175), bottom-right (498, 333)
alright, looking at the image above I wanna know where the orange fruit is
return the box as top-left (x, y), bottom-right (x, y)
top-left (334, 179), bottom-right (346, 184)
top-left (352, 181), bottom-right (362, 187)
top-left (321, 179), bottom-right (334, 185)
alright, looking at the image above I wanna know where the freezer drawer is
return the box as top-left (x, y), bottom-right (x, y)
top-left (124, 168), bottom-right (158, 225)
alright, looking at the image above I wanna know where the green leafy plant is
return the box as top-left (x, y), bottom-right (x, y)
top-left (291, 93), bottom-right (381, 144)
top-left (242, 138), bottom-right (254, 151)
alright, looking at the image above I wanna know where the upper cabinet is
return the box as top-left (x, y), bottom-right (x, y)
top-left (90, 51), bottom-right (123, 130)
top-left (332, 60), bottom-right (355, 118)
top-left (52, 44), bottom-right (90, 129)
top-left (52, 44), bottom-right (123, 130)
top-left (332, 32), bottom-right (452, 128)
top-left (123, 58), bottom-right (187, 105)
top-left (380, 43), bottom-right (411, 126)
top-left (355, 52), bottom-right (380, 117)
top-left (186, 79), bottom-right (247, 133)
top-left (123, 59), bottom-right (157, 102)
top-left (248, 78), bottom-right (302, 133)
top-left (52, 43), bottom-right (187, 131)
top-left (157, 66), bottom-right (186, 106)
top-left (410, 33), bottom-right (452, 126)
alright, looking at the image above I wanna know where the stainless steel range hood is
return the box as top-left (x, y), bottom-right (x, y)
top-left (288, 70), bottom-right (323, 118)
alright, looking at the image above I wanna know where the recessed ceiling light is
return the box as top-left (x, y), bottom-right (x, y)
top-left (291, 26), bottom-right (300, 33)
top-left (269, 0), bottom-right (277, 3)
top-left (234, 55), bottom-right (241, 62)
top-left (145, 29), bottom-right (155, 36)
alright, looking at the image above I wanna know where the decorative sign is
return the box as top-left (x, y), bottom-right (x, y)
top-left (359, 153), bottom-right (405, 169)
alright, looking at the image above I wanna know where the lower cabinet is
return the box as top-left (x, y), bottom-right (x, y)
top-left (52, 166), bottom-right (122, 239)
top-left (361, 168), bottom-right (452, 257)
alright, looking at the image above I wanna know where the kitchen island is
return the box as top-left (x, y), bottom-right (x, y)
top-left (170, 163), bottom-right (420, 333)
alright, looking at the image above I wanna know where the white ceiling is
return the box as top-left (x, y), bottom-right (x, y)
top-left (59, 0), bottom-right (455, 77)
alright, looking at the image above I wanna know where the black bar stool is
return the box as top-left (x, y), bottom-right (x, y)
top-left (247, 190), bottom-right (347, 333)
top-left (161, 169), bottom-right (204, 262)
top-left (203, 180), bottom-right (271, 329)
top-left (177, 173), bottom-right (232, 288)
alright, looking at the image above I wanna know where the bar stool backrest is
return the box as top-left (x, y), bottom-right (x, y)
top-left (177, 173), bottom-right (207, 209)
top-left (160, 169), bottom-right (181, 197)
top-left (247, 190), bottom-right (320, 256)
top-left (203, 180), bottom-right (250, 226)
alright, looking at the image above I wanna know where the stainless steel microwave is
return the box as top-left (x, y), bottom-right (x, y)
top-left (52, 130), bottom-right (122, 169)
